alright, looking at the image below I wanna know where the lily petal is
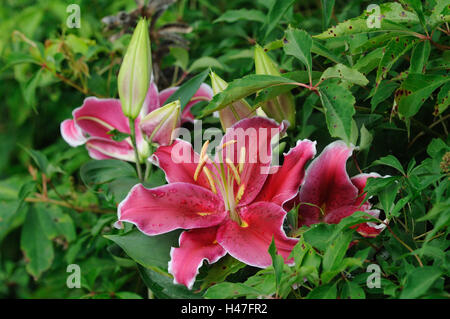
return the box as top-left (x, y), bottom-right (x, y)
top-left (141, 80), bottom-right (160, 116)
top-left (219, 117), bottom-right (287, 206)
top-left (168, 227), bottom-right (226, 289)
top-left (298, 140), bottom-right (358, 226)
top-left (217, 202), bottom-right (298, 268)
top-left (254, 139), bottom-right (316, 206)
top-left (60, 119), bottom-right (87, 147)
top-left (73, 97), bottom-right (130, 139)
top-left (159, 84), bottom-right (213, 123)
top-left (151, 139), bottom-right (215, 191)
top-left (118, 183), bottom-right (226, 236)
top-left (85, 137), bottom-right (135, 162)
top-left (355, 209), bottom-right (387, 237)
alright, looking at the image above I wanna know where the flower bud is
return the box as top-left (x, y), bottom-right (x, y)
top-left (210, 71), bottom-right (255, 130)
top-left (118, 19), bottom-right (152, 119)
top-left (254, 45), bottom-right (296, 127)
top-left (140, 100), bottom-right (181, 146)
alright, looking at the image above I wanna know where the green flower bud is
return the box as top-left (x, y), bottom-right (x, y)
top-left (118, 19), bottom-right (152, 119)
top-left (210, 71), bottom-right (255, 130)
top-left (254, 45), bottom-right (296, 127)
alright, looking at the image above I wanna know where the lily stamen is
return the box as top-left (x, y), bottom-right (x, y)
top-left (202, 166), bottom-right (217, 194)
top-left (225, 158), bottom-right (241, 185)
top-left (238, 147), bottom-right (246, 174)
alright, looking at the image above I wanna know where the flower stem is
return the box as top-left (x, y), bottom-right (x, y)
top-left (129, 118), bottom-right (143, 181)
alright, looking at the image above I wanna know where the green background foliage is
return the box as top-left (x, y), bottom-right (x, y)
top-left (0, 0), bottom-right (448, 299)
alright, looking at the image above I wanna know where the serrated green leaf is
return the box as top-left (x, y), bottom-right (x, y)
top-left (409, 40), bottom-right (431, 74)
top-left (314, 3), bottom-right (419, 40)
top-left (372, 155), bottom-right (405, 175)
top-left (319, 80), bottom-right (356, 143)
top-left (375, 36), bottom-right (417, 86)
top-left (201, 74), bottom-right (297, 116)
top-left (284, 28), bottom-right (313, 85)
top-left (398, 74), bottom-right (450, 118)
top-left (320, 63), bottom-right (368, 86)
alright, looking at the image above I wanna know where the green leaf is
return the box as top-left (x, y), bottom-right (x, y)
top-left (164, 68), bottom-right (210, 111)
top-left (321, 0), bottom-right (335, 30)
top-left (105, 228), bottom-right (180, 270)
top-left (188, 57), bottom-right (227, 73)
top-left (372, 155), bottom-right (405, 175)
top-left (170, 47), bottom-right (189, 71)
top-left (107, 129), bottom-right (130, 142)
top-left (284, 28), bottom-right (313, 84)
top-left (354, 47), bottom-right (384, 74)
top-left (428, 0), bottom-right (450, 28)
top-left (398, 74), bottom-right (450, 118)
top-left (268, 237), bottom-right (284, 294)
top-left (35, 203), bottom-right (76, 243)
top-left (138, 266), bottom-right (202, 299)
top-left (306, 282), bottom-right (337, 298)
top-left (201, 74), bottom-right (297, 116)
top-left (370, 81), bottom-right (399, 112)
top-left (263, 0), bottom-right (296, 38)
top-left (403, 0), bottom-right (427, 30)
top-left (400, 266), bottom-right (442, 299)
top-left (204, 282), bottom-right (264, 299)
top-left (320, 63), bottom-right (369, 86)
top-left (80, 159), bottom-right (136, 186)
top-left (303, 223), bottom-right (336, 251)
top-left (314, 2), bottom-right (420, 40)
top-left (319, 80), bottom-right (356, 143)
top-left (312, 40), bottom-right (343, 64)
top-left (20, 205), bottom-right (54, 279)
top-left (200, 255), bottom-right (246, 291)
top-left (214, 9), bottom-right (266, 24)
top-left (322, 231), bottom-right (352, 283)
top-left (409, 40), bottom-right (431, 74)
top-left (435, 82), bottom-right (450, 115)
top-left (341, 281), bottom-right (366, 299)
top-left (375, 36), bottom-right (417, 86)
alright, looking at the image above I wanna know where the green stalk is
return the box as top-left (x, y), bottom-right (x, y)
top-left (129, 118), bottom-right (143, 181)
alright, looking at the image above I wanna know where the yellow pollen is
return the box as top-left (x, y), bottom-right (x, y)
top-left (236, 183), bottom-right (246, 203)
top-left (193, 158), bottom-right (207, 181)
top-left (197, 212), bottom-right (213, 216)
top-left (220, 140), bottom-right (237, 150)
top-left (203, 166), bottom-right (217, 194)
top-left (200, 140), bottom-right (210, 158)
top-left (238, 147), bottom-right (246, 173)
top-left (225, 158), bottom-right (241, 185)
top-left (240, 220), bottom-right (249, 228)
top-left (212, 239), bottom-right (218, 244)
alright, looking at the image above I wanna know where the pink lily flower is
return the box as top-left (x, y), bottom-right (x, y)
top-left (158, 84), bottom-right (213, 124)
top-left (60, 82), bottom-right (213, 162)
top-left (297, 141), bottom-right (387, 238)
top-left (117, 117), bottom-right (316, 289)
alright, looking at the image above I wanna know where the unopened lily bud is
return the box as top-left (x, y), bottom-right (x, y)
top-left (254, 45), bottom-right (296, 127)
top-left (210, 71), bottom-right (255, 130)
top-left (140, 100), bottom-right (181, 146)
top-left (118, 19), bottom-right (152, 119)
